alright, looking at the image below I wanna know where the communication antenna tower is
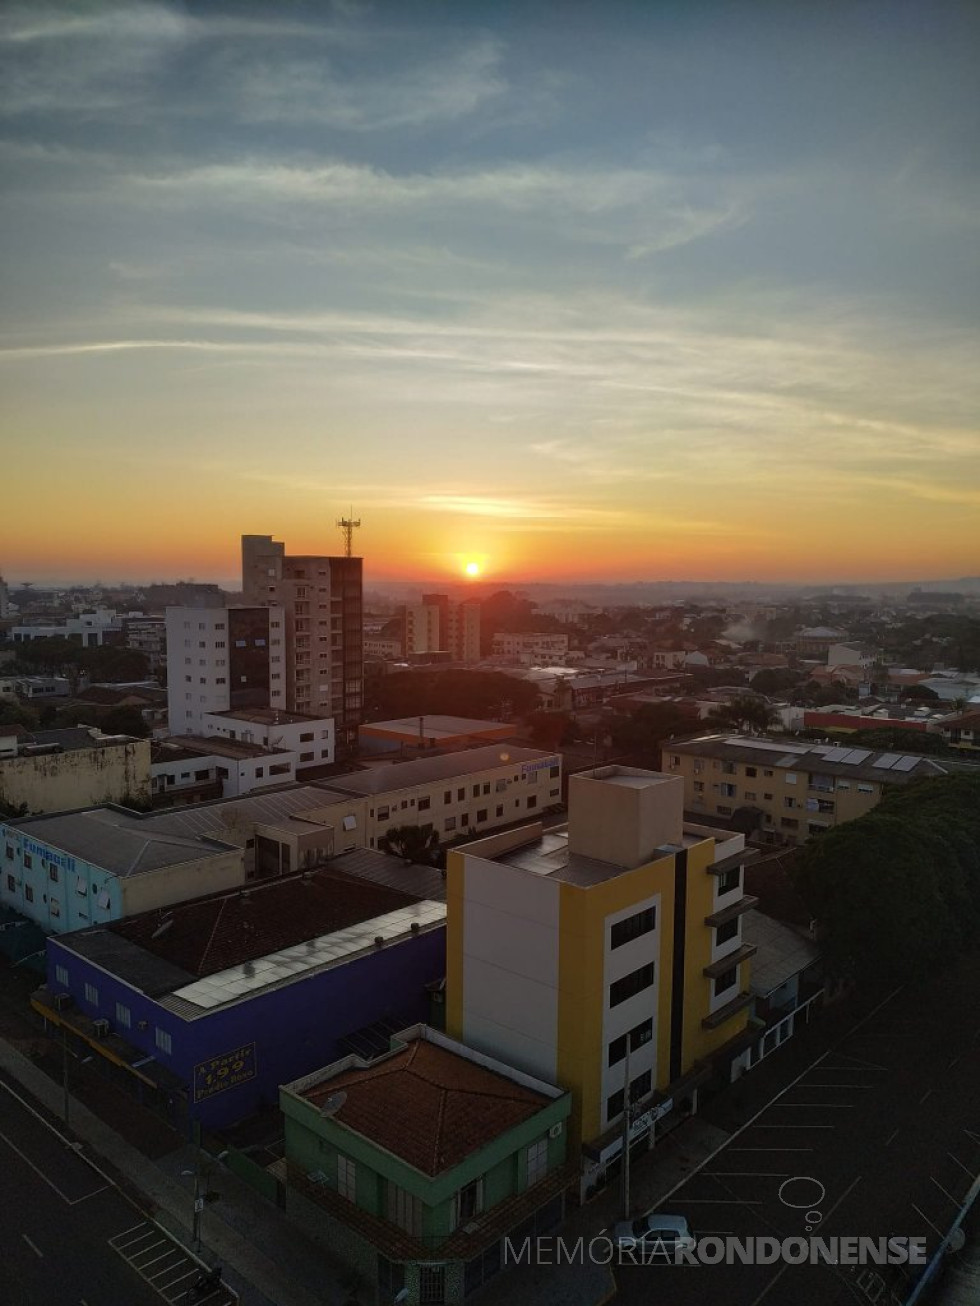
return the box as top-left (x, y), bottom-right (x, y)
top-left (337, 510), bottom-right (361, 557)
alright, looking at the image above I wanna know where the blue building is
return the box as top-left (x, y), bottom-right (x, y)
top-left (34, 850), bottom-right (447, 1132)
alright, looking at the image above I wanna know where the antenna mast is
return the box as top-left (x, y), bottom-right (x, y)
top-left (336, 510), bottom-right (361, 557)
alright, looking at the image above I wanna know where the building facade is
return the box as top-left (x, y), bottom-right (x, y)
top-left (241, 534), bottom-right (364, 752)
top-left (491, 632), bottom-right (570, 664)
top-left (165, 605), bottom-right (286, 737)
top-left (446, 767), bottom-right (757, 1194)
top-left (282, 1026), bottom-right (571, 1304)
top-left (663, 735), bottom-right (949, 845)
top-left (404, 595), bottom-right (481, 663)
top-left (0, 728), bottom-right (151, 815)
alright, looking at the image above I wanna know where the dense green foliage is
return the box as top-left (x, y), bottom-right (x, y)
top-left (705, 695), bottom-right (776, 734)
top-left (794, 773), bottom-right (980, 985)
top-left (377, 823), bottom-right (442, 865)
top-left (608, 702), bottom-right (699, 767)
top-left (4, 638), bottom-right (150, 684)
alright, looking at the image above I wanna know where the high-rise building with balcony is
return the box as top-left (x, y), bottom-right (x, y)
top-left (241, 535), bottom-right (363, 751)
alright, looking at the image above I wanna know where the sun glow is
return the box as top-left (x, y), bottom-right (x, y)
top-left (464, 561), bottom-right (481, 577)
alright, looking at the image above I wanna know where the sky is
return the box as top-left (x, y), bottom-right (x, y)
top-left (1, 0), bottom-right (978, 587)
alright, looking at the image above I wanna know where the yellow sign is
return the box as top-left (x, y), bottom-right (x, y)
top-left (193, 1043), bottom-right (257, 1102)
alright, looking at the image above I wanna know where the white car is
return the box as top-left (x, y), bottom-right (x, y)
top-left (612, 1213), bottom-right (696, 1257)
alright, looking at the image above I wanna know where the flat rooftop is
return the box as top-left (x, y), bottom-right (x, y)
top-left (161, 734), bottom-right (289, 760)
top-left (55, 855), bottom-right (446, 1015)
top-left (8, 808), bottom-right (238, 877)
top-left (300, 1034), bottom-right (555, 1176)
top-left (669, 734), bottom-right (948, 784)
top-left (210, 708), bottom-right (330, 726)
top-left (495, 825), bottom-right (716, 887)
top-left (361, 716), bottom-right (510, 739)
top-left (322, 743), bottom-right (556, 798)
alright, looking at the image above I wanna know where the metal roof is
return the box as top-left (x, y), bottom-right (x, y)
top-left (321, 744), bottom-right (557, 797)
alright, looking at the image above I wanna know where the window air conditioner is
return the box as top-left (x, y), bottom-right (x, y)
top-left (93, 1018), bottom-right (110, 1038)
top-left (54, 992), bottom-right (72, 1011)
top-left (549, 1122), bottom-right (563, 1139)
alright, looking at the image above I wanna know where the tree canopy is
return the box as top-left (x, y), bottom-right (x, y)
top-left (705, 695), bottom-right (776, 735)
top-left (794, 773), bottom-right (980, 986)
top-left (364, 669), bottom-right (539, 723)
top-left (608, 702), bottom-right (699, 767)
top-left (377, 823), bottom-right (442, 865)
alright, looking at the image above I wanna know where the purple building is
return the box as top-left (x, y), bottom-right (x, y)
top-left (34, 850), bottom-right (446, 1132)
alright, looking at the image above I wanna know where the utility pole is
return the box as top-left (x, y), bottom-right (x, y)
top-left (336, 510), bottom-right (361, 557)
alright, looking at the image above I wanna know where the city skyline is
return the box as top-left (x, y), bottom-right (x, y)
top-left (2, 0), bottom-right (978, 584)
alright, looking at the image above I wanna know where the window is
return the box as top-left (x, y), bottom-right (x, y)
top-left (527, 796), bottom-right (537, 810)
top-left (472, 785), bottom-right (480, 798)
top-left (444, 791), bottom-right (452, 804)
top-left (610, 906), bottom-right (656, 950)
top-left (763, 792), bottom-right (774, 801)
top-left (745, 791), bottom-right (757, 801)
top-left (155, 1027), bottom-right (172, 1055)
top-left (550, 765), bottom-right (560, 778)
top-left (55, 964), bottom-right (69, 987)
top-left (714, 968), bottom-right (737, 997)
top-left (483, 782), bottom-right (491, 794)
top-left (300, 732), bottom-right (314, 742)
top-left (607, 1087), bottom-right (625, 1120)
top-left (23, 854), bottom-right (32, 870)
top-left (716, 919), bottom-right (739, 946)
top-left (526, 1138), bottom-right (548, 1187)
top-left (784, 797), bottom-right (796, 809)
top-left (607, 1018), bottom-right (653, 1066)
top-left (457, 788), bottom-right (465, 801)
top-left (785, 773), bottom-right (797, 785)
top-left (387, 1183), bottom-right (422, 1237)
top-left (5, 845), bottom-right (12, 860)
top-left (716, 804), bottom-right (732, 816)
top-left (693, 781), bottom-right (704, 793)
top-left (45, 863), bottom-right (59, 884)
top-left (419, 1266), bottom-right (445, 1306)
top-left (857, 784), bottom-right (875, 794)
top-left (718, 867), bottom-right (740, 894)
top-left (780, 817), bottom-right (799, 829)
top-left (454, 1177), bottom-right (484, 1227)
top-left (300, 752), bottom-right (314, 763)
top-left (745, 767), bottom-right (757, 778)
top-left (477, 809), bottom-right (488, 822)
top-left (764, 769), bottom-right (774, 777)
top-left (445, 817), bottom-right (457, 832)
top-left (115, 1002), bottom-right (131, 1029)
top-left (84, 982), bottom-right (99, 1006)
top-left (418, 797), bottom-right (431, 811)
top-left (6, 874), bottom-right (15, 892)
top-left (24, 885), bottom-right (34, 903)
top-left (836, 780), bottom-right (850, 791)
top-left (337, 1155), bottom-right (356, 1202)
top-left (610, 963), bottom-right (655, 1008)
top-left (496, 805), bottom-right (504, 818)
top-left (49, 897), bottom-right (60, 918)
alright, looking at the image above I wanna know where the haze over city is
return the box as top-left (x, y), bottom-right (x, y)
top-left (2, 0), bottom-right (978, 585)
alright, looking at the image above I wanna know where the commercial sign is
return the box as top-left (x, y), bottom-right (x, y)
top-left (521, 757), bottom-right (558, 775)
top-left (23, 838), bottom-right (77, 874)
top-left (193, 1042), bottom-right (257, 1102)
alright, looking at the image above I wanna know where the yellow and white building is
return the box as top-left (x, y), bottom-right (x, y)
top-left (446, 766), bottom-right (757, 1192)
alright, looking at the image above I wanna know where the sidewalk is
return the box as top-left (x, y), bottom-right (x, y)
top-left (473, 1114), bottom-right (732, 1306)
top-left (0, 1037), bottom-right (353, 1306)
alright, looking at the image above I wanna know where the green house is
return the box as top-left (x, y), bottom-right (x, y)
top-left (281, 1023), bottom-right (573, 1304)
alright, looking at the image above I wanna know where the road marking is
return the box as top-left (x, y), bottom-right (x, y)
top-left (726, 1147), bottom-right (814, 1152)
top-left (919, 1089), bottom-right (935, 1105)
top-left (792, 1083), bottom-right (873, 1089)
top-left (746, 1124), bottom-right (836, 1129)
top-left (821, 1174), bottom-right (863, 1225)
top-left (931, 1176), bottom-right (963, 1209)
top-left (0, 1128), bottom-right (90, 1205)
top-left (948, 1056), bottom-right (962, 1070)
top-left (964, 1129), bottom-right (980, 1146)
top-left (912, 1202), bottom-right (946, 1239)
top-left (885, 1127), bottom-right (901, 1146)
top-left (749, 1264), bottom-right (789, 1305)
top-left (707, 1171), bottom-right (793, 1177)
top-left (770, 1102), bottom-right (855, 1108)
top-left (947, 1153), bottom-right (976, 1179)
top-left (815, 1054), bottom-right (887, 1071)
top-left (114, 1221), bottom-right (148, 1239)
top-left (21, 1233), bottom-right (43, 1257)
top-left (141, 1247), bottom-right (182, 1270)
top-left (677, 1198), bottom-right (764, 1204)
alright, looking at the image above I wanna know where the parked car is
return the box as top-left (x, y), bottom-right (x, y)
top-left (612, 1212), bottom-right (696, 1257)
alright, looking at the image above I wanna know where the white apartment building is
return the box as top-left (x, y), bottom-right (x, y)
top-left (403, 594), bottom-right (481, 663)
top-left (201, 707), bottom-right (335, 768)
top-left (11, 607), bottom-right (126, 647)
top-left (165, 605), bottom-right (286, 737)
top-left (241, 535), bottom-right (363, 751)
top-left (491, 632), bottom-right (570, 664)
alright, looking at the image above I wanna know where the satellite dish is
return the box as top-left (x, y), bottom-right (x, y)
top-left (319, 1091), bottom-right (347, 1117)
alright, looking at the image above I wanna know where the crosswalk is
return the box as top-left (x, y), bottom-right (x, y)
top-left (109, 1221), bottom-right (237, 1304)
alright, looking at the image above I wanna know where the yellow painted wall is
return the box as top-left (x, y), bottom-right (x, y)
top-left (121, 847), bottom-right (245, 915)
top-left (0, 740), bottom-right (151, 815)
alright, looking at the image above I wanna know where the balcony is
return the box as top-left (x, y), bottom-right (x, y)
top-left (703, 944), bottom-right (758, 979)
top-left (702, 991), bottom-right (753, 1029)
top-left (705, 896), bottom-right (759, 928)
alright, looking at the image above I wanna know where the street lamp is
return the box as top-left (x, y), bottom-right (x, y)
top-left (182, 1150), bottom-right (228, 1252)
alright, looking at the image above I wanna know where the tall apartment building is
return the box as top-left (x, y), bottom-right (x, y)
top-left (403, 593), bottom-right (480, 663)
top-left (242, 535), bottom-right (363, 750)
top-left (165, 605), bottom-right (285, 736)
top-left (446, 766), bottom-right (757, 1194)
top-left (663, 734), bottom-right (949, 846)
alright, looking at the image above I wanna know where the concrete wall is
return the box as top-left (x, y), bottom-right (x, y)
top-left (120, 848), bottom-right (245, 916)
top-left (0, 739), bottom-right (151, 815)
top-left (567, 768), bottom-right (684, 869)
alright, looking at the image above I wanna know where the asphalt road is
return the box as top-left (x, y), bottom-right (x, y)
top-left (614, 957), bottom-right (980, 1305)
top-left (0, 1068), bottom-right (230, 1306)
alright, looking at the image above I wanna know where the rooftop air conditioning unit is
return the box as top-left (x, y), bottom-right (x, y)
top-left (549, 1122), bottom-right (563, 1139)
top-left (93, 1018), bottom-right (110, 1038)
top-left (54, 992), bottom-right (72, 1011)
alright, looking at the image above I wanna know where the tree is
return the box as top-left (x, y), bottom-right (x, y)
top-left (749, 668), bottom-right (801, 697)
top-left (705, 696), bottom-right (776, 735)
top-left (377, 823), bottom-right (441, 865)
top-left (527, 711), bottom-right (576, 750)
top-left (900, 684), bottom-right (940, 702)
top-left (0, 700), bottom-right (39, 730)
top-left (365, 669), bottom-right (539, 722)
top-left (794, 773), bottom-right (980, 986)
top-left (100, 706), bottom-right (151, 738)
top-left (608, 702), bottom-right (699, 767)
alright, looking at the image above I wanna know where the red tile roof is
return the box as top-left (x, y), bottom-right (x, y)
top-left (306, 1038), bottom-right (551, 1176)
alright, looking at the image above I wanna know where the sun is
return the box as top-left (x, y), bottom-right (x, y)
top-left (464, 561), bottom-right (481, 577)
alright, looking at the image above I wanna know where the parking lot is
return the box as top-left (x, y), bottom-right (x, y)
top-left (615, 958), bottom-right (980, 1305)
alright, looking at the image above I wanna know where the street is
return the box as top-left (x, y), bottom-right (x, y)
top-left (613, 959), bottom-right (980, 1304)
top-left (0, 1068), bottom-right (232, 1306)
